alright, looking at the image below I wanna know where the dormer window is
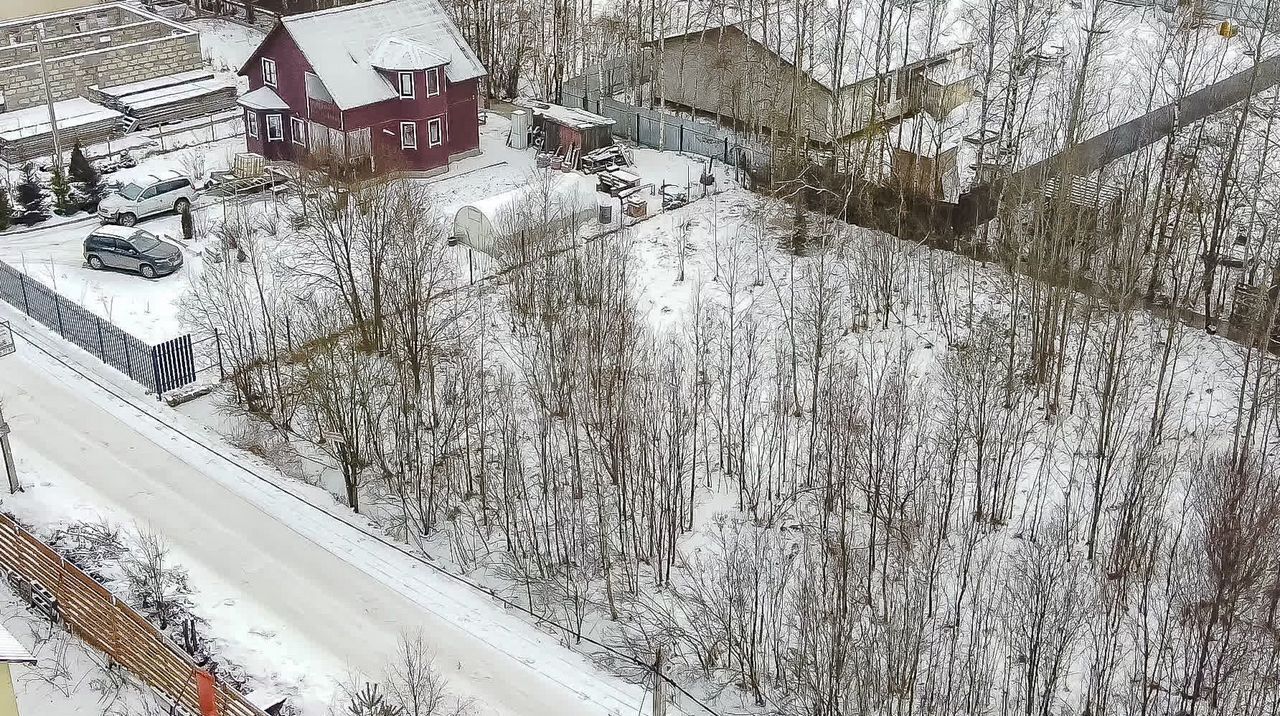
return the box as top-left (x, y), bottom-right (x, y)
top-left (398, 72), bottom-right (415, 99)
top-left (262, 58), bottom-right (278, 87)
top-left (426, 68), bottom-right (439, 97)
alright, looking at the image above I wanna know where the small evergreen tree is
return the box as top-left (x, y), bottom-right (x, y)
top-left (15, 163), bottom-right (47, 224)
top-left (49, 163), bottom-right (75, 216)
top-left (0, 185), bottom-right (12, 231)
top-left (181, 202), bottom-right (194, 241)
top-left (68, 141), bottom-right (105, 211)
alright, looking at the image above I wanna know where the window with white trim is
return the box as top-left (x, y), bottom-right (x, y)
top-left (398, 72), bottom-right (414, 99)
top-left (266, 113), bottom-right (283, 142)
top-left (262, 58), bottom-right (278, 87)
top-left (400, 121), bottom-right (417, 150)
top-left (245, 110), bottom-right (258, 139)
top-left (426, 68), bottom-right (440, 97)
top-left (427, 116), bottom-right (443, 147)
top-left (291, 116), bottom-right (306, 145)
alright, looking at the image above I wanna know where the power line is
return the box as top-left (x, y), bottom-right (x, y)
top-left (7, 320), bottom-right (721, 716)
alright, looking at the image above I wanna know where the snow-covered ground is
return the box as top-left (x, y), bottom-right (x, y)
top-left (191, 17), bottom-right (266, 77)
top-left (0, 303), bottom-right (669, 716)
top-left (0, 137), bottom-right (248, 344)
top-left (0, 115), bottom-right (712, 345)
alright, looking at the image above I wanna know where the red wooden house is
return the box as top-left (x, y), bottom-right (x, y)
top-left (236, 0), bottom-right (486, 175)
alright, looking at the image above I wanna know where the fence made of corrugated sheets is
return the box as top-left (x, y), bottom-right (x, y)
top-left (562, 58), bottom-right (774, 178)
top-left (0, 514), bottom-right (268, 716)
top-left (0, 258), bottom-right (196, 395)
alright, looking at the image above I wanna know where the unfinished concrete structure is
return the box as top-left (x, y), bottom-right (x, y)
top-left (0, 3), bottom-right (201, 114)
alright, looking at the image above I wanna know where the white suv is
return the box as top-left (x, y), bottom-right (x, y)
top-left (97, 172), bottom-right (197, 227)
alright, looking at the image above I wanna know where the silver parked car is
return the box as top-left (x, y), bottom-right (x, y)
top-left (97, 171), bottom-right (196, 227)
top-left (84, 225), bottom-right (184, 279)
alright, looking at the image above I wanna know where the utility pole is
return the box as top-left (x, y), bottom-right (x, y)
top-left (0, 320), bottom-right (18, 494)
top-left (33, 22), bottom-right (63, 172)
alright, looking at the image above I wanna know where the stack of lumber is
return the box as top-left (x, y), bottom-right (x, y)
top-left (596, 168), bottom-right (641, 196)
top-left (0, 98), bottom-right (123, 164)
top-left (90, 71), bottom-right (238, 130)
top-left (580, 144), bottom-right (631, 173)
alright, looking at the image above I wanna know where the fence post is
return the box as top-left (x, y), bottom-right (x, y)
top-left (124, 341), bottom-right (134, 379)
top-left (17, 274), bottom-right (29, 314)
top-left (150, 347), bottom-right (162, 397)
top-left (214, 327), bottom-right (225, 380)
top-left (636, 113), bottom-right (641, 142)
top-left (680, 124), bottom-right (684, 153)
top-left (53, 297), bottom-right (66, 337)
top-left (724, 137), bottom-right (729, 163)
top-left (95, 317), bottom-right (106, 358)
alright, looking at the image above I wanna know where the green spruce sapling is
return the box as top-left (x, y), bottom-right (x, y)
top-left (49, 163), bottom-right (75, 216)
top-left (15, 163), bottom-right (47, 224)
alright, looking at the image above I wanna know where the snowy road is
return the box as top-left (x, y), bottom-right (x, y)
top-left (0, 315), bottom-right (650, 715)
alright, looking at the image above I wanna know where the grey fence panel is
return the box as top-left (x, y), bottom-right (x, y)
top-left (561, 64), bottom-right (775, 178)
top-left (57, 300), bottom-right (102, 357)
top-left (0, 263), bottom-right (23, 309)
top-left (637, 114), bottom-right (668, 149)
top-left (596, 96), bottom-right (641, 142)
top-left (98, 320), bottom-right (144, 380)
top-left (0, 257), bottom-right (194, 395)
top-left (18, 277), bottom-right (61, 333)
top-left (681, 124), bottom-right (731, 162)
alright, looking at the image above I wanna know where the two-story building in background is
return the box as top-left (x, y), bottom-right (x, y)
top-left (236, 0), bottom-right (486, 176)
top-left (649, 4), bottom-right (972, 144)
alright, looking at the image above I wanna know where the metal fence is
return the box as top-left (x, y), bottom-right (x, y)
top-left (562, 63), bottom-right (775, 178)
top-left (0, 513), bottom-right (270, 716)
top-left (0, 260), bottom-right (196, 395)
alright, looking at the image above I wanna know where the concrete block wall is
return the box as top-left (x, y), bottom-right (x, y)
top-left (0, 3), bottom-right (201, 112)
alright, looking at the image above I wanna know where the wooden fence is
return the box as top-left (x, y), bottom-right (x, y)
top-left (0, 514), bottom-right (269, 716)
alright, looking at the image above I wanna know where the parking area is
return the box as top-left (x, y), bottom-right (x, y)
top-left (0, 114), bottom-right (715, 346)
top-left (0, 205), bottom-right (216, 345)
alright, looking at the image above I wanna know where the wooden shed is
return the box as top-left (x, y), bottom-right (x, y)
top-left (515, 99), bottom-right (615, 154)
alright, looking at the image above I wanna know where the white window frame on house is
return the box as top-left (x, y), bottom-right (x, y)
top-left (245, 110), bottom-right (258, 139)
top-left (262, 58), bottom-right (278, 87)
top-left (400, 121), bottom-right (417, 150)
top-left (426, 68), bottom-right (440, 97)
top-left (398, 72), bottom-right (415, 99)
top-left (427, 116), bottom-right (443, 147)
top-left (266, 113), bottom-right (284, 142)
top-left (291, 116), bottom-right (306, 145)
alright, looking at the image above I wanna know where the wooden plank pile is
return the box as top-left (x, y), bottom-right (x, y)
top-left (596, 168), bottom-right (641, 196)
top-left (90, 71), bottom-right (238, 130)
top-left (0, 98), bottom-right (124, 164)
top-left (580, 144), bottom-right (632, 174)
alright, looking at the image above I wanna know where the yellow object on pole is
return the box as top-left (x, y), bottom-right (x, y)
top-left (1220, 20), bottom-right (1238, 38)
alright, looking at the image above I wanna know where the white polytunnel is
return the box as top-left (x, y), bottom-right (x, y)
top-left (453, 172), bottom-right (601, 254)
